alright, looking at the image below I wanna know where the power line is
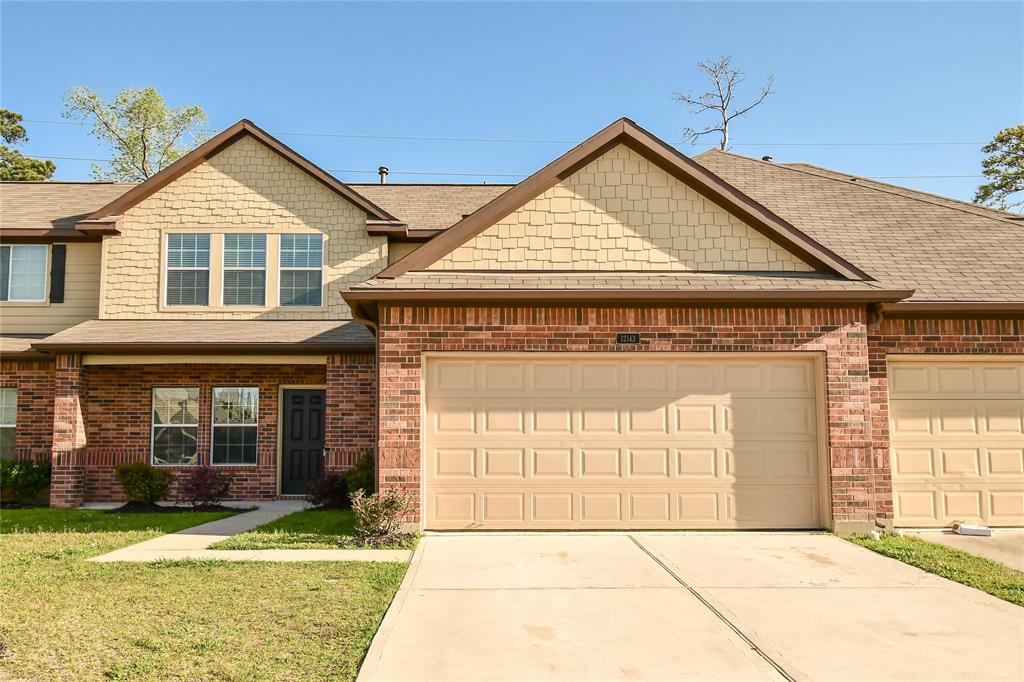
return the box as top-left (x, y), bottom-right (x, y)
top-left (22, 155), bottom-right (983, 179)
top-left (21, 118), bottom-right (986, 148)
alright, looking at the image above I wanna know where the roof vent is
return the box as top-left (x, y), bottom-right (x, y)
top-left (378, 166), bottom-right (389, 184)
top-left (761, 155), bottom-right (773, 163)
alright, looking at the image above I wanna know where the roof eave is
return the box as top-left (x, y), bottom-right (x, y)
top-left (29, 341), bottom-right (375, 354)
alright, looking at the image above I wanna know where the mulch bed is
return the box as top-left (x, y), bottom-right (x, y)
top-left (108, 501), bottom-right (242, 514)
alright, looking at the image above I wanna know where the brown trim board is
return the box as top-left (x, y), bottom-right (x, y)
top-left (377, 118), bottom-right (871, 281)
top-left (29, 341), bottom-right (375, 354)
top-left (85, 119), bottom-right (401, 224)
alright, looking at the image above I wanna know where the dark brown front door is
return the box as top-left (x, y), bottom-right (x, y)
top-left (281, 389), bottom-right (326, 495)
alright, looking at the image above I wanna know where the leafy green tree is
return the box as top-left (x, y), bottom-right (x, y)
top-left (63, 86), bottom-right (208, 181)
top-left (0, 109), bottom-right (56, 181)
top-left (974, 124), bottom-right (1024, 213)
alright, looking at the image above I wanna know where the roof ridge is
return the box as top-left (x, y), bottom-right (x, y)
top-left (700, 149), bottom-right (1021, 225)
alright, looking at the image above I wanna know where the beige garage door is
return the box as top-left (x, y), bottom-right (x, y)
top-left (890, 359), bottom-right (1024, 527)
top-left (423, 355), bottom-right (824, 530)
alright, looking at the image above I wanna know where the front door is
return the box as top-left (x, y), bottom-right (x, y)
top-left (281, 389), bottom-right (326, 495)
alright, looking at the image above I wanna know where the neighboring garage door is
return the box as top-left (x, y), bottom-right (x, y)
top-left (890, 359), bottom-right (1024, 527)
top-left (423, 354), bottom-right (824, 530)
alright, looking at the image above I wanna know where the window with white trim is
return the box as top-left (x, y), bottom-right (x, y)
top-left (0, 245), bottom-right (48, 302)
top-left (211, 387), bottom-right (258, 465)
top-left (0, 388), bottom-right (16, 461)
top-left (151, 387), bottom-right (200, 465)
top-left (223, 234), bottom-right (266, 306)
top-left (165, 234), bottom-right (210, 306)
top-left (279, 234), bottom-right (323, 307)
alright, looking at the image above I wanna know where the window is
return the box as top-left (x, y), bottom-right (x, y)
top-left (212, 387), bottom-right (258, 465)
top-left (223, 234), bottom-right (266, 306)
top-left (279, 234), bottom-right (323, 307)
top-left (166, 234), bottom-right (210, 306)
top-left (1, 245), bottom-right (47, 302)
top-left (0, 388), bottom-right (16, 461)
top-left (151, 387), bottom-right (199, 465)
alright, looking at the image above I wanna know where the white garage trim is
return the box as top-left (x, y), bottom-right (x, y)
top-left (420, 352), bottom-right (831, 530)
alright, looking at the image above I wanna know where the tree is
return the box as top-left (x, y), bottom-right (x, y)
top-left (0, 109), bottom-right (56, 181)
top-left (974, 124), bottom-right (1024, 213)
top-left (673, 56), bottom-right (774, 151)
top-left (63, 86), bottom-right (208, 181)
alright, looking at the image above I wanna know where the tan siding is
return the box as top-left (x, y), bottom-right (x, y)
top-left (0, 243), bottom-right (100, 334)
top-left (387, 241), bottom-right (421, 265)
top-left (431, 145), bottom-right (813, 272)
top-left (100, 135), bottom-right (387, 320)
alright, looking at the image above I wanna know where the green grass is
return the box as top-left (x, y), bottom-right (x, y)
top-left (849, 534), bottom-right (1024, 607)
top-left (213, 508), bottom-right (417, 551)
top-left (0, 528), bottom-right (406, 681)
top-left (0, 507), bottom-right (237, 534)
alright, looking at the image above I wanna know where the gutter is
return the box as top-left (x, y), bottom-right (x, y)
top-left (28, 341), bottom-right (376, 354)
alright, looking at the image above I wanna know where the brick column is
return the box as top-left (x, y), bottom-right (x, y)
top-left (325, 353), bottom-right (377, 475)
top-left (49, 353), bottom-right (87, 508)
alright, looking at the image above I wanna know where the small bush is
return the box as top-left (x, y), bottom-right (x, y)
top-left (344, 451), bottom-right (375, 499)
top-left (114, 462), bottom-right (173, 505)
top-left (178, 466), bottom-right (231, 507)
top-left (307, 473), bottom-right (348, 508)
top-left (350, 489), bottom-right (410, 545)
top-left (0, 460), bottom-right (51, 502)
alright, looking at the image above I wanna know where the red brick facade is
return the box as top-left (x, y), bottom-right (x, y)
top-left (33, 354), bottom-right (377, 505)
top-left (375, 304), bottom-right (885, 531)
top-left (867, 316), bottom-right (1024, 523)
top-left (0, 356), bottom-right (55, 462)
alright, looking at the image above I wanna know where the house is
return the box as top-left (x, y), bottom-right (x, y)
top-left (1, 117), bottom-right (1021, 535)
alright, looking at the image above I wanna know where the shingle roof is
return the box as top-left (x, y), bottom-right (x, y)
top-left (351, 184), bottom-right (513, 232)
top-left (0, 182), bottom-right (136, 231)
top-left (32, 320), bottom-right (374, 352)
top-left (694, 150), bottom-right (1024, 303)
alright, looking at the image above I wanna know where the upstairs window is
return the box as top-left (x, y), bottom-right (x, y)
top-left (279, 234), bottom-right (323, 307)
top-left (0, 245), bottom-right (47, 302)
top-left (152, 387), bottom-right (200, 465)
top-left (223, 234), bottom-right (266, 306)
top-left (211, 387), bottom-right (259, 465)
top-left (165, 234), bottom-right (210, 306)
top-left (0, 388), bottom-right (16, 460)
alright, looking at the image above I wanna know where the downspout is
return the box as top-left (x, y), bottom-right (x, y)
top-left (866, 302), bottom-right (885, 330)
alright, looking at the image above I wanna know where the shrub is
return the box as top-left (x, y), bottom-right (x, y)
top-left (307, 473), bottom-right (348, 508)
top-left (344, 451), bottom-right (375, 499)
top-left (0, 460), bottom-right (51, 502)
top-left (350, 489), bottom-right (410, 544)
top-left (178, 466), bottom-right (231, 507)
top-left (114, 462), bottom-right (173, 505)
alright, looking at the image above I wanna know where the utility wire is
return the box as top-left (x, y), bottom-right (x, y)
top-left (22, 155), bottom-right (983, 179)
top-left (21, 118), bottom-right (986, 148)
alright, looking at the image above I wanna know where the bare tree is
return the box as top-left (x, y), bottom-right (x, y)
top-left (674, 56), bottom-right (775, 151)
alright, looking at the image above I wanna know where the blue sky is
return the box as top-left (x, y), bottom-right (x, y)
top-left (2, 1), bottom-right (1021, 201)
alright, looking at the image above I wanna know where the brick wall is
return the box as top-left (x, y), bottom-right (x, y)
top-left (0, 357), bottom-right (55, 462)
top-left (867, 316), bottom-right (1024, 521)
top-left (325, 353), bottom-right (377, 472)
top-left (376, 304), bottom-right (880, 531)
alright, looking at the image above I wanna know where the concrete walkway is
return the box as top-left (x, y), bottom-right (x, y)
top-left (89, 501), bottom-right (412, 564)
top-left (909, 529), bottom-right (1024, 572)
top-left (359, 532), bottom-right (1024, 681)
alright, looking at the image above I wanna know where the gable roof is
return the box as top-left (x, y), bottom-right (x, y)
top-left (352, 183), bottom-right (513, 235)
top-left (695, 149), bottom-right (1024, 305)
top-left (377, 118), bottom-right (870, 280)
top-left (84, 119), bottom-right (401, 224)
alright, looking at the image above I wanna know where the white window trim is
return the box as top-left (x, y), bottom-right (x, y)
top-left (163, 234), bottom-right (211, 308)
top-left (278, 235), bottom-right (324, 308)
top-left (210, 386), bottom-right (259, 467)
top-left (0, 387), bottom-right (16, 461)
top-left (151, 386), bottom-right (201, 467)
top-left (1, 244), bottom-right (49, 303)
top-left (221, 236), bottom-right (267, 308)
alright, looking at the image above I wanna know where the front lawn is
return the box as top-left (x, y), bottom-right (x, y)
top-left (213, 508), bottom-right (417, 550)
top-left (0, 507), bottom-right (236, 534)
top-left (0, 527), bottom-right (406, 680)
top-left (850, 534), bottom-right (1024, 607)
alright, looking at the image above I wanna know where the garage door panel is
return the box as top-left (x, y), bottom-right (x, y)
top-left (425, 355), bottom-right (824, 530)
top-left (891, 358), bottom-right (1024, 528)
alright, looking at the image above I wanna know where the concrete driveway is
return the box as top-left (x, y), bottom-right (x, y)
top-left (358, 533), bottom-right (1024, 681)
